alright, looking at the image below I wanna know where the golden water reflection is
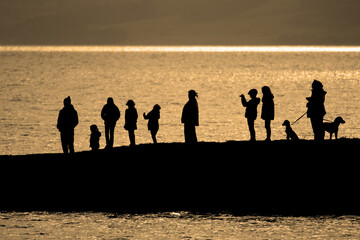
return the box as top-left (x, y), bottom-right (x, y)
top-left (2, 45), bottom-right (360, 52)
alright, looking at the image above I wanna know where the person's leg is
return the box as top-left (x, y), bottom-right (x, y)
top-left (129, 129), bottom-right (135, 146)
top-left (105, 124), bottom-right (110, 148)
top-left (60, 132), bottom-right (68, 154)
top-left (191, 125), bottom-right (197, 143)
top-left (318, 117), bottom-right (324, 140)
top-left (311, 117), bottom-right (324, 141)
top-left (265, 119), bottom-right (271, 141)
top-left (68, 130), bottom-right (75, 154)
top-left (248, 118), bottom-right (256, 141)
top-left (109, 125), bottom-right (115, 148)
top-left (184, 124), bottom-right (190, 143)
top-left (151, 128), bottom-right (158, 144)
top-left (185, 124), bottom-right (197, 144)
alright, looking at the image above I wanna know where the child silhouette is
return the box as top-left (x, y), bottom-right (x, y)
top-left (90, 124), bottom-right (101, 151)
top-left (143, 104), bottom-right (161, 144)
top-left (240, 89), bottom-right (260, 141)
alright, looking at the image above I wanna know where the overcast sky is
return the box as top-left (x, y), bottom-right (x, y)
top-left (1, 0), bottom-right (359, 45)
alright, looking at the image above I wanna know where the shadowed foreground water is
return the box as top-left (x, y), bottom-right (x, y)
top-left (1, 212), bottom-right (360, 239)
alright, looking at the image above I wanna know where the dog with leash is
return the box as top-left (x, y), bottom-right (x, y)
top-left (323, 117), bottom-right (345, 140)
top-left (282, 120), bottom-right (299, 141)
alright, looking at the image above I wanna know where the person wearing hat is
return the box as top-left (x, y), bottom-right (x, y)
top-left (57, 96), bottom-right (79, 154)
top-left (101, 97), bottom-right (120, 149)
top-left (124, 100), bottom-right (138, 146)
top-left (240, 89), bottom-right (260, 141)
top-left (306, 80), bottom-right (326, 141)
top-left (181, 90), bottom-right (199, 144)
top-left (143, 104), bottom-right (161, 144)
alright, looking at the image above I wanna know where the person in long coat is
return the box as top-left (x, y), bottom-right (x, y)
top-left (57, 96), bottom-right (78, 154)
top-left (181, 90), bottom-right (199, 144)
top-left (261, 86), bottom-right (275, 141)
top-left (306, 80), bottom-right (326, 141)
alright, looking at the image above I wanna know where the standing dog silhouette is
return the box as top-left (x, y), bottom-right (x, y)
top-left (323, 117), bottom-right (345, 139)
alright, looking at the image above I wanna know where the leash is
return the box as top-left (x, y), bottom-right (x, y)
top-left (291, 111), bottom-right (332, 126)
top-left (291, 111), bottom-right (307, 125)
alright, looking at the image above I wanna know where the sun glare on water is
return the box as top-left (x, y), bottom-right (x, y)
top-left (1, 45), bottom-right (360, 52)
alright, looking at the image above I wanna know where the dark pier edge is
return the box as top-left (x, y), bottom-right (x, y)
top-left (0, 139), bottom-right (359, 216)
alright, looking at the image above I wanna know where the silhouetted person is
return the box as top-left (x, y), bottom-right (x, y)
top-left (143, 104), bottom-right (161, 144)
top-left (261, 86), bottom-right (275, 141)
top-left (181, 90), bottom-right (199, 144)
top-left (240, 89), bottom-right (260, 141)
top-left (306, 80), bottom-right (326, 141)
top-left (57, 96), bottom-right (78, 154)
top-left (124, 100), bottom-right (138, 146)
top-left (90, 124), bottom-right (101, 151)
top-left (101, 97), bottom-right (120, 149)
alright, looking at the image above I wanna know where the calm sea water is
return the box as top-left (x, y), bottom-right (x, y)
top-left (1, 46), bottom-right (360, 155)
top-left (1, 211), bottom-right (360, 239)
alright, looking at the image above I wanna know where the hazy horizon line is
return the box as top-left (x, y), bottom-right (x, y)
top-left (2, 45), bottom-right (360, 52)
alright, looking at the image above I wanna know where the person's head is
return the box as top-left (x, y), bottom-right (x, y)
top-left (63, 96), bottom-right (71, 107)
top-left (261, 86), bottom-right (272, 96)
top-left (188, 90), bottom-right (198, 99)
top-left (248, 89), bottom-right (258, 99)
top-left (126, 99), bottom-right (135, 108)
top-left (312, 80), bottom-right (323, 90)
top-left (107, 97), bottom-right (114, 104)
top-left (90, 124), bottom-right (98, 133)
top-left (153, 104), bottom-right (161, 111)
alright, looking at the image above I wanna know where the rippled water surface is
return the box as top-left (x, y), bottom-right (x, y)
top-left (1, 211), bottom-right (360, 239)
top-left (1, 46), bottom-right (359, 155)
